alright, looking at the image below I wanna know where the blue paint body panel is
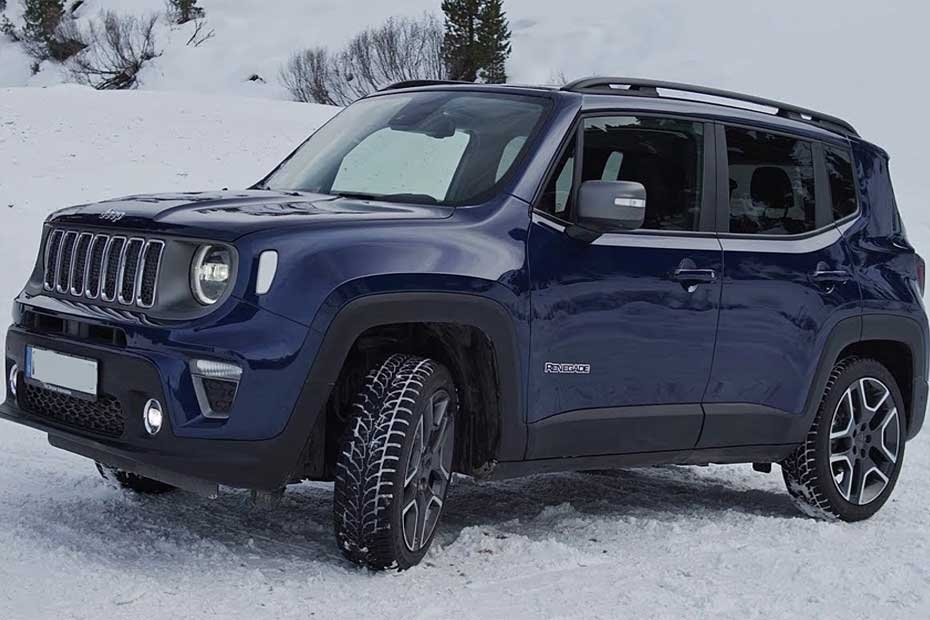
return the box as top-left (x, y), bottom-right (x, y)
top-left (1, 83), bottom-right (927, 492)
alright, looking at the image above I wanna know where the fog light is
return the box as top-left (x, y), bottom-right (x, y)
top-left (8, 364), bottom-right (18, 398)
top-left (143, 399), bottom-right (163, 436)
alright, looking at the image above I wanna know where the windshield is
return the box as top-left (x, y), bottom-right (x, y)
top-left (263, 91), bottom-right (549, 205)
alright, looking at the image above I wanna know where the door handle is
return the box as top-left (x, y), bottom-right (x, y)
top-left (811, 267), bottom-right (850, 284)
top-left (672, 268), bottom-right (717, 284)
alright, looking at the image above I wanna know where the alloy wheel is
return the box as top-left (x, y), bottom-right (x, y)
top-left (400, 389), bottom-right (454, 553)
top-left (829, 377), bottom-right (901, 505)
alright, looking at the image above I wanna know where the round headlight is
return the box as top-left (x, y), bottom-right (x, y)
top-left (191, 245), bottom-right (232, 305)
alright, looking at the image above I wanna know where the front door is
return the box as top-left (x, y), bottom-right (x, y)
top-left (526, 114), bottom-right (722, 459)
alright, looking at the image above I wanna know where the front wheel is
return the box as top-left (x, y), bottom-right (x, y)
top-left (781, 357), bottom-right (906, 521)
top-left (333, 354), bottom-right (457, 570)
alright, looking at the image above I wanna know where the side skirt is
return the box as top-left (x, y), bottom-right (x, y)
top-left (486, 444), bottom-right (798, 480)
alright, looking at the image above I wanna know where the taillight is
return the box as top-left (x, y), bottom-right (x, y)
top-left (917, 255), bottom-right (926, 296)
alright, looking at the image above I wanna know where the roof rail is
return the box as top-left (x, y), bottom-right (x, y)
top-left (380, 79), bottom-right (471, 91)
top-left (562, 77), bottom-right (858, 137)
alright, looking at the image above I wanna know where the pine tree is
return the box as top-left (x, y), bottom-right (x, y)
top-left (22, 0), bottom-right (65, 50)
top-left (441, 0), bottom-right (482, 82)
top-left (477, 0), bottom-right (510, 83)
top-left (441, 0), bottom-right (511, 83)
top-left (167, 0), bottom-right (205, 25)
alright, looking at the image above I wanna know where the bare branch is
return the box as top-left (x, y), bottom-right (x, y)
top-left (186, 17), bottom-right (214, 47)
top-left (71, 12), bottom-right (160, 90)
top-left (280, 13), bottom-right (446, 106)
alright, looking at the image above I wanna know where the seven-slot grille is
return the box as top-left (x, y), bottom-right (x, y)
top-left (43, 229), bottom-right (164, 309)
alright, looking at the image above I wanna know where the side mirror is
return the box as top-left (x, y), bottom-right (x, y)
top-left (576, 180), bottom-right (647, 233)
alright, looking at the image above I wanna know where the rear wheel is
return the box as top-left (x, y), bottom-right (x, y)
top-left (333, 354), bottom-right (457, 570)
top-left (95, 463), bottom-right (176, 494)
top-left (782, 357), bottom-right (906, 521)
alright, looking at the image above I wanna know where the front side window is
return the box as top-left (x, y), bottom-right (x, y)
top-left (825, 145), bottom-right (858, 222)
top-left (538, 144), bottom-right (575, 217)
top-left (726, 127), bottom-right (816, 235)
top-left (582, 117), bottom-right (704, 231)
top-left (537, 116), bottom-right (704, 231)
top-left (265, 91), bottom-right (548, 205)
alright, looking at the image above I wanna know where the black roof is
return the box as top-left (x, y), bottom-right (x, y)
top-left (380, 77), bottom-right (858, 140)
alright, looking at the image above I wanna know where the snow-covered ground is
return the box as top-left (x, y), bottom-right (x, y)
top-left (1, 85), bottom-right (930, 619)
top-left (3, 1), bottom-right (930, 614)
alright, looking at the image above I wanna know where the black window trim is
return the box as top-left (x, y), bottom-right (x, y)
top-left (531, 110), bottom-right (719, 238)
top-left (714, 120), bottom-right (861, 241)
top-left (822, 141), bottom-right (863, 228)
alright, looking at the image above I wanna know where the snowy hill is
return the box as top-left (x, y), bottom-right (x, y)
top-left (1, 1), bottom-right (928, 230)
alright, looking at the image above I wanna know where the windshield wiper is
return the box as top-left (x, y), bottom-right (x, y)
top-left (332, 191), bottom-right (385, 201)
top-left (332, 191), bottom-right (439, 205)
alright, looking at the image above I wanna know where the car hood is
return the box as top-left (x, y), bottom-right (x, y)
top-left (47, 190), bottom-right (454, 241)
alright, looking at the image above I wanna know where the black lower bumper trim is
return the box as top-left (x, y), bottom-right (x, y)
top-left (0, 397), bottom-right (302, 492)
top-left (49, 434), bottom-right (219, 497)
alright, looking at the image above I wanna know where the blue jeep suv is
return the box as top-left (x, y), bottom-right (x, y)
top-left (2, 77), bottom-right (926, 570)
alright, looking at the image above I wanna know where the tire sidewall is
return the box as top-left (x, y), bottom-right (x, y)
top-left (388, 364), bottom-right (457, 569)
top-left (814, 359), bottom-right (907, 521)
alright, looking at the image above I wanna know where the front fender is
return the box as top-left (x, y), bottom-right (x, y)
top-left (232, 194), bottom-right (531, 326)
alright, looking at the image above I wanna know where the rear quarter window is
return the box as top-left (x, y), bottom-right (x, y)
top-left (824, 145), bottom-right (858, 222)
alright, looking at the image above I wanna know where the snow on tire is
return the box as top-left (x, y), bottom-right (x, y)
top-left (333, 354), bottom-right (457, 570)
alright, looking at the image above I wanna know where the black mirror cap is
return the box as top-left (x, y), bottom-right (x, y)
top-left (576, 180), bottom-right (647, 232)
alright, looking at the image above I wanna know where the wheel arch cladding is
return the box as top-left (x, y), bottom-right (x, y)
top-left (807, 314), bottom-right (927, 441)
top-left (298, 292), bottom-right (527, 477)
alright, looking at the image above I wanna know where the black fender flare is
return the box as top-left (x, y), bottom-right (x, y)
top-left (290, 292), bottom-right (527, 472)
top-left (860, 313), bottom-right (928, 439)
top-left (800, 313), bottom-right (928, 442)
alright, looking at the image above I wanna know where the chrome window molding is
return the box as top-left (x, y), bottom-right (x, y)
top-left (718, 227), bottom-right (841, 254)
top-left (532, 213), bottom-right (722, 251)
top-left (533, 212), bottom-right (857, 254)
top-left (836, 213), bottom-right (861, 235)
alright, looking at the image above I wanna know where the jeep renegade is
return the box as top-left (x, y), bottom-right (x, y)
top-left (2, 78), bottom-right (926, 570)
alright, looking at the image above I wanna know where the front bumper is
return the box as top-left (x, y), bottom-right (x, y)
top-left (0, 397), bottom-right (287, 496)
top-left (2, 298), bottom-right (330, 493)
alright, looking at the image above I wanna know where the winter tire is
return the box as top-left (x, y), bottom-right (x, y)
top-left (95, 462), bottom-right (177, 494)
top-left (333, 354), bottom-right (457, 570)
top-left (782, 357), bottom-right (906, 521)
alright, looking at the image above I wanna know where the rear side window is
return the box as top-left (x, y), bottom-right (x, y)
top-left (726, 127), bottom-right (816, 235)
top-left (825, 146), bottom-right (858, 221)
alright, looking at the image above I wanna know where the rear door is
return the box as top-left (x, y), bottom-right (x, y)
top-left (699, 124), bottom-right (861, 447)
top-left (526, 114), bottom-right (722, 458)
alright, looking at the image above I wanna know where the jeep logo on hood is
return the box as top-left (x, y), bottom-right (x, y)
top-left (98, 209), bottom-right (126, 222)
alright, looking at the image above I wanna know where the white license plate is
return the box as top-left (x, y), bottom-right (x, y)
top-left (25, 346), bottom-right (98, 399)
